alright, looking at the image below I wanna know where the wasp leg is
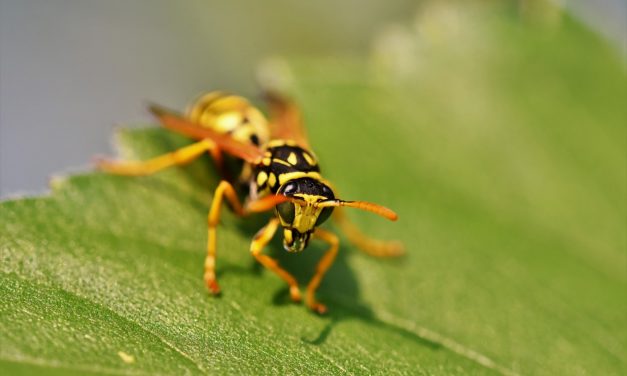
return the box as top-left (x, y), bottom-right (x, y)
top-left (333, 208), bottom-right (404, 257)
top-left (206, 187), bottom-right (288, 295)
top-left (97, 139), bottom-right (216, 176)
top-left (205, 180), bottom-right (246, 294)
top-left (250, 218), bottom-right (302, 303)
top-left (306, 228), bottom-right (339, 314)
top-left (209, 147), bottom-right (227, 177)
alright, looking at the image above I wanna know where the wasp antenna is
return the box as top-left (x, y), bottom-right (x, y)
top-left (342, 201), bottom-right (399, 221)
top-left (246, 194), bottom-right (291, 213)
top-left (147, 103), bottom-right (171, 117)
top-left (318, 200), bottom-right (398, 221)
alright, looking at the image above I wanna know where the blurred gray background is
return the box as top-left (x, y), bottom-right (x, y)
top-left (0, 0), bottom-right (625, 197)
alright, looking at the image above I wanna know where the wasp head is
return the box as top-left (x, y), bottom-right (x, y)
top-left (275, 178), bottom-right (335, 252)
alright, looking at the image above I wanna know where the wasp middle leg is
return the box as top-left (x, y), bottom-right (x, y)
top-left (333, 207), bottom-right (404, 257)
top-left (205, 180), bottom-right (246, 294)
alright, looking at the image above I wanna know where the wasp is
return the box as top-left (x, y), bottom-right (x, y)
top-left (97, 92), bottom-right (403, 313)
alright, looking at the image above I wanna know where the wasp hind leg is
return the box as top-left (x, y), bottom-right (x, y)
top-left (250, 218), bottom-right (302, 303)
top-left (333, 208), bottom-right (404, 257)
top-left (97, 139), bottom-right (216, 176)
top-left (205, 180), bottom-right (247, 294)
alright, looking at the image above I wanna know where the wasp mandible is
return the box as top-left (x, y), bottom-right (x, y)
top-left (98, 92), bottom-right (403, 314)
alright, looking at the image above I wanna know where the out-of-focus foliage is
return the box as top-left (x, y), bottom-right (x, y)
top-left (1, 2), bottom-right (625, 375)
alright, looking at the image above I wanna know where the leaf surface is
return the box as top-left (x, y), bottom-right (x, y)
top-left (2, 5), bottom-right (625, 375)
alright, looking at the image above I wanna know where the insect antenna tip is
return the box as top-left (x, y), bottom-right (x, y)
top-left (147, 103), bottom-right (168, 117)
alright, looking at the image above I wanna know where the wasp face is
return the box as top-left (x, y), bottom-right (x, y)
top-left (276, 178), bottom-right (335, 252)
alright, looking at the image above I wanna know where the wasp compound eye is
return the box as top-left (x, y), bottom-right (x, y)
top-left (276, 201), bottom-right (295, 224)
top-left (321, 184), bottom-right (334, 199)
top-left (315, 207), bottom-right (334, 226)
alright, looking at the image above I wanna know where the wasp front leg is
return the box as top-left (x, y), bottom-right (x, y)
top-left (205, 184), bottom-right (289, 295)
top-left (250, 218), bottom-right (302, 303)
top-left (97, 139), bottom-right (217, 176)
top-left (306, 228), bottom-right (339, 314)
top-left (333, 208), bottom-right (404, 257)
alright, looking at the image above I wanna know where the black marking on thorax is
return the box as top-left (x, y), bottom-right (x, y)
top-left (253, 144), bottom-right (320, 193)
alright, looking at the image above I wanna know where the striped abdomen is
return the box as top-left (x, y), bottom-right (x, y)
top-left (186, 92), bottom-right (270, 147)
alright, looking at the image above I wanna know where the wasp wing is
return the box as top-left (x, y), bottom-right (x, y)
top-left (264, 91), bottom-right (311, 149)
top-left (149, 104), bottom-right (265, 164)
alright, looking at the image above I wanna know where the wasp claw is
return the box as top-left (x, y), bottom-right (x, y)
top-left (206, 279), bottom-right (221, 296)
top-left (310, 302), bottom-right (328, 315)
top-left (289, 285), bottom-right (302, 303)
top-left (306, 296), bottom-right (328, 314)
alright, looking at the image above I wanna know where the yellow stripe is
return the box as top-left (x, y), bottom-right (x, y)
top-left (272, 158), bottom-right (292, 167)
top-left (268, 139), bottom-right (297, 148)
top-left (268, 173), bottom-right (277, 187)
top-left (303, 152), bottom-right (316, 166)
top-left (293, 194), bottom-right (327, 202)
top-left (287, 152), bottom-right (298, 165)
top-left (256, 171), bottom-right (268, 186)
top-left (278, 171), bottom-right (322, 185)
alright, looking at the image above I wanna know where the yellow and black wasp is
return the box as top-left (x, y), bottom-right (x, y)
top-left (98, 92), bottom-right (403, 314)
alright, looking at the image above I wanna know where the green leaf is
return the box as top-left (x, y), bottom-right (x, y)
top-left (2, 4), bottom-right (625, 375)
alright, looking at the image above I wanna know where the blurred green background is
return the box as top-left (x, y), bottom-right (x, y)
top-left (0, 0), bottom-right (625, 196)
top-left (1, 0), bottom-right (626, 375)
